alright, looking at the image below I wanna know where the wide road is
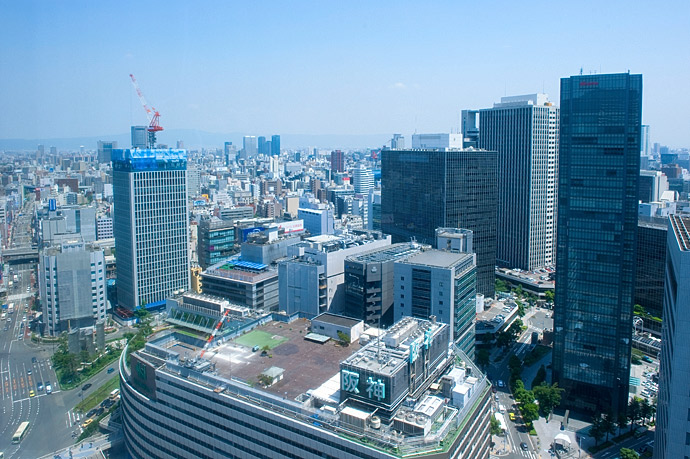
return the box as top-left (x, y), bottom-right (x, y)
top-left (0, 260), bottom-right (120, 458)
top-left (488, 307), bottom-right (553, 459)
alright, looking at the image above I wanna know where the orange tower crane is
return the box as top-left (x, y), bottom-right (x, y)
top-left (129, 73), bottom-right (164, 148)
top-left (200, 310), bottom-right (231, 359)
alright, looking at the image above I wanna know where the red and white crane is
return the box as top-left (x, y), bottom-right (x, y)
top-left (200, 309), bottom-right (230, 359)
top-left (129, 73), bottom-right (164, 147)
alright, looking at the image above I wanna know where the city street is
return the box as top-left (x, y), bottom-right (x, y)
top-left (488, 307), bottom-right (552, 459)
top-left (0, 202), bottom-right (117, 458)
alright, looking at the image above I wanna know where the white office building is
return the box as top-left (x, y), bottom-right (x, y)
top-left (40, 241), bottom-right (107, 336)
top-left (353, 165), bottom-right (374, 195)
top-left (411, 133), bottom-right (463, 150)
top-left (479, 93), bottom-right (559, 270)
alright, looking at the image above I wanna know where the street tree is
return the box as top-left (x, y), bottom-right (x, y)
top-left (628, 398), bottom-right (642, 431)
top-left (490, 415), bottom-right (503, 436)
top-left (619, 448), bottom-right (639, 459)
top-left (589, 414), bottom-right (605, 446)
top-left (476, 349), bottom-right (491, 368)
top-left (533, 383), bottom-right (563, 417)
top-left (601, 413), bottom-right (616, 442)
top-left (521, 402), bottom-right (539, 423)
top-left (616, 412), bottom-right (628, 434)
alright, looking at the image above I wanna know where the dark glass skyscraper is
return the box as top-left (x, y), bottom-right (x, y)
top-left (381, 148), bottom-right (497, 297)
top-left (553, 73), bottom-right (642, 415)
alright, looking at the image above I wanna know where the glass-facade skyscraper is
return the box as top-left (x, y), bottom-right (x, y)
top-left (381, 148), bottom-right (497, 297)
top-left (113, 149), bottom-right (190, 309)
top-left (553, 73), bottom-right (642, 415)
top-left (271, 134), bottom-right (280, 156)
top-left (655, 215), bottom-right (690, 459)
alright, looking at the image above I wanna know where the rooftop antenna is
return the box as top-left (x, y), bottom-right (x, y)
top-left (580, 67), bottom-right (583, 75)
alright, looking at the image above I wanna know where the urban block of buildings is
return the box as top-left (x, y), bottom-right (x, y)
top-left (120, 315), bottom-right (491, 459)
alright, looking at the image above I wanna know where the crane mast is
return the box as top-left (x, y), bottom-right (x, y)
top-left (200, 309), bottom-right (231, 359)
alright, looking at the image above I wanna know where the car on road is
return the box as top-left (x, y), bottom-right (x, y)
top-left (95, 407), bottom-right (104, 416)
top-left (81, 419), bottom-right (94, 429)
top-left (29, 390), bottom-right (35, 397)
top-left (82, 383), bottom-right (92, 391)
top-left (497, 380), bottom-right (505, 388)
top-left (520, 442), bottom-right (529, 451)
top-left (87, 408), bottom-right (98, 418)
top-left (37, 382), bottom-right (43, 391)
top-left (107, 367), bottom-right (115, 374)
top-left (45, 382), bottom-right (52, 394)
top-left (27, 369), bottom-right (32, 375)
top-left (509, 412), bottom-right (516, 421)
top-left (31, 357), bottom-right (37, 363)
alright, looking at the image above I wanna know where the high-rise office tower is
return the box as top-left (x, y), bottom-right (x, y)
top-left (553, 73), bottom-right (642, 415)
top-left (258, 136), bottom-right (267, 155)
top-left (655, 215), bottom-right (690, 459)
top-left (271, 135), bottom-right (280, 156)
top-left (382, 148), bottom-right (497, 297)
top-left (330, 150), bottom-right (344, 172)
top-left (131, 126), bottom-right (148, 148)
top-left (97, 140), bottom-right (118, 163)
top-left (479, 94), bottom-right (559, 270)
top-left (635, 218), bottom-right (667, 323)
top-left (353, 164), bottom-right (374, 195)
top-left (243, 136), bottom-right (258, 159)
top-left (461, 110), bottom-right (480, 148)
top-left (113, 148), bottom-right (190, 309)
top-left (391, 133), bottom-right (405, 149)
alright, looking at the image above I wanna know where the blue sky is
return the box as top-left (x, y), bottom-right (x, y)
top-left (1, 1), bottom-right (689, 147)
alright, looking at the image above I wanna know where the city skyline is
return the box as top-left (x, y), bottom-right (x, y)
top-left (1, 1), bottom-right (689, 148)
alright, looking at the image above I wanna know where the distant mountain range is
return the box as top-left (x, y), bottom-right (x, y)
top-left (0, 129), bottom-right (393, 152)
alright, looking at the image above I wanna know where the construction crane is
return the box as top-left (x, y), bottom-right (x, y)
top-left (129, 73), bottom-right (164, 148)
top-left (200, 309), bottom-right (231, 359)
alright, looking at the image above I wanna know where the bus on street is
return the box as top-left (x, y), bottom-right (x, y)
top-left (12, 421), bottom-right (30, 444)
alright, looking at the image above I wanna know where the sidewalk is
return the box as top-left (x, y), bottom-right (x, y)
top-left (491, 433), bottom-right (515, 456)
top-left (533, 412), bottom-right (593, 458)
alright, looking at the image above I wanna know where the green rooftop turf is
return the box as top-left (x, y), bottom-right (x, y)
top-left (234, 329), bottom-right (288, 350)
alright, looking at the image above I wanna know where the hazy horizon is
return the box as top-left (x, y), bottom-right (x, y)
top-left (1, 1), bottom-right (689, 148)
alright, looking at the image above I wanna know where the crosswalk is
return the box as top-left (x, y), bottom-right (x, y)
top-left (67, 409), bottom-right (81, 428)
